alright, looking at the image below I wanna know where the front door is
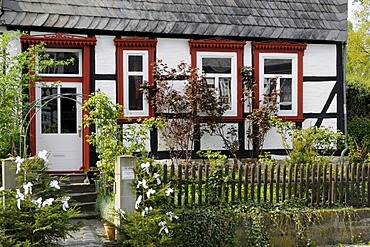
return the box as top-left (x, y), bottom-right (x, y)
top-left (36, 82), bottom-right (82, 172)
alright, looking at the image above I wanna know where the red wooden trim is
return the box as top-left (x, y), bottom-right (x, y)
top-left (82, 45), bottom-right (90, 171)
top-left (40, 77), bottom-right (82, 82)
top-left (252, 40), bottom-right (307, 121)
top-left (189, 37), bottom-right (246, 119)
top-left (29, 85), bottom-right (36, 156)
top-left (115, 37), bottom-right (157, 118)
top-left (20, 33), bottom-right (96, 46)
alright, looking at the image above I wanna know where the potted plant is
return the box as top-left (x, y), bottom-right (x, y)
top-left (96, 193), bottom-right (116, 240)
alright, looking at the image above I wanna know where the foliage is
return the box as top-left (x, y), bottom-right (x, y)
top-left (142, 61), bottom-right (230, 161)
top-left (82, 91), bottom-right (163, 192)
top-left (174, 205), bottom-right (239, 247)
top-left (119, 161), bottom-right (177, 247)
top-left (274, 116), bottom-right (345, 165)
top-left (0, 154), bottom-right (81, 246)
top-left (0, 32), bottom-right (73, 158)
top-left (95, 193), bottom-right (115, 224)
top-left (348, 117), bottom-right (370, 163)
top-left (347, 82), bottom-right (370, 120)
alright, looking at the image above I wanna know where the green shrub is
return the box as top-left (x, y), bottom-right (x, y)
top-left (174, 205), bottom-right (239, 247)
top-left (0, 154), bottom-right (81, 246)
top-left (347, 82), bottom-right (370, 120)
top-left (348, 117), bottom-right (370, 163)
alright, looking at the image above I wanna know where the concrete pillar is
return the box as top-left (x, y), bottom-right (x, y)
top-left (114, 155), bottom-right (136, 213)
top-left (2, 158), bottom-right (16, 189)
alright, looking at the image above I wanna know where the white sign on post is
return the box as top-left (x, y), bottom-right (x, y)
top-left (122, 166), bottom-right (135, 180)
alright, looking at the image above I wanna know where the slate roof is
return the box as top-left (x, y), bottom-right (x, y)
top-left (0, 0), bottom-right (348, 42)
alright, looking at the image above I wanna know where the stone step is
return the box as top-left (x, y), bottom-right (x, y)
top-left (50, 173), bottom-right (90, 184)
top-left (61, 183), bottom-right (96, 193)
top-left (70, 191), bottom-right (98, 203)
top-left (75, 201), bottom-right (96, 213)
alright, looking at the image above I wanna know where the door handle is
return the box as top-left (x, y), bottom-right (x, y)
top-left (78, 126), bottom-right (82, 137)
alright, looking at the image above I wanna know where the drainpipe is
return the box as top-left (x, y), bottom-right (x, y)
top-left (340, 42), bottom-right (348, 165)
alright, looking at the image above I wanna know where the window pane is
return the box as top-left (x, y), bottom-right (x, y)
top-left (129, 75), bottom-right (143, 110)
top-left (219, 77), bottom-right (231, 106)
top-left (128, 56), bottom-right (143, 72)
top-left (204, 77), bottom-right (215, 88)
top-left (41, 88), bottom-right (58, 133)
top-left (280, 78), bottom-right (292, 110)
top-left (264, 59), bottom-right (292, 74)
top-left (61, 88), bottom-right (77, 133)
top-left (202, 58), bottom-right (231, 74)
top-left (41, 52), bottom-right (79, 74)
top-left (263, 78), bottom-right (277, 96)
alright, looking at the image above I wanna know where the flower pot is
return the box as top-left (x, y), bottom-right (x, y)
top-left (104, 223), bottom-right (115, 240)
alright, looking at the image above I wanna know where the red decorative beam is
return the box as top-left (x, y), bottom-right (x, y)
top-left (189, 37), bottom-right (246, 49)
top-left (114, 36), bottom-right (157, 47)
top-left (252, 40), bottom-right (307, 51)
top-left (20, 33), bottom-right (96, 46)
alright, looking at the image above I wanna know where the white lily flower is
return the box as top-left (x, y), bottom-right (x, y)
top-left (15, 156), bottom-right (24, 174)
top-left (31, 197), bottom-right (43, 208)
top-left (135, 195), bottom-right (142, 210)
top-left (136, 179), bottom-right (148, 189)
top-left (49, 180), bottom-right (60, 189)
top-left (165, 188), bottom-right (174, 196)
top-left (42, 198), bottom-right (54, 207)
top-left (146, 188), bottom-right (156, 198)
top-left (37, 150), bottom-right (49, 162)
top-left (23, 182), bottom-right (33, 195)
top-left (141, 162), bottom-right (150, 174)
top-left (0, 187), bottom-right (4, 191)
top-left (154, 173), bottom-right (161, 185)
top-left (16, 189), bottom-right (25, 210)
top-left (117, 208), bottom-right (126, 219)
top-left (158, 221), bottom-right (169, 234)
top-left (61, 196), bottom-right (70, 211)
top-left (166, 211), bottom-right (179, 221)
top-left (141, 206), bottom-right (153, 216)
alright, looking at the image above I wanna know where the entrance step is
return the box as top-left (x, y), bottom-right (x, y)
top-left (50, 173), bottom-right (98, 219)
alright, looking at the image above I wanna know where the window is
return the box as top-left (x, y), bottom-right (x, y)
top-left (123, 51), bottom-right (148, 116)
top-left (39, 48), bottom-right (82, 77)
top-left (189, 38), bottom-right (245, 119)
top-left (259, 53), bottom-right (297, 116)
top-left (114, 37), bottom-right (157, 119)
top-left (253, 40), bottom-right (307, 121)
top-left (197, 52), bottom-right (237, 115)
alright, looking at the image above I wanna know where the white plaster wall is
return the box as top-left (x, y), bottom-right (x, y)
top-left (243, 42), bottom-right (252, 67)
top-left (303, 44), bottom-right (336, 77)
top-left (95, 80), bottom-right (116, 104)
top-left (122, 124), bottom-right (151, 151)
top-left (157, 120), bottom-right (194, 151)
top-left (302, 118), bottom-right (337, 132)
top-left (95, 35), bottom-right (115, 74)
top-left (303, 81), bottom-right (337, 113)
top-left (200, 123), bottom-right (238, 150)
top-left (244, 120), bottom-right (253, 150)
top-left (157, 38), bottom-right (190, 68)
top-left (263, 127), bottom-right (292, 150)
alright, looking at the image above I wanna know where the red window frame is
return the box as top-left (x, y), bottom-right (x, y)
top-left (252, 40), bottom-right (307, 122)
top-left (20, 33), bottom-right (96, 170)
top-left (114, 37), bottom-right (157, 121)
top-left (189, 37), bottom-right (246, 121)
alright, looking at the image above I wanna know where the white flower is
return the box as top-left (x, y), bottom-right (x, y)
top-left (16, 189), bottom-right (25, 210)
top-left (23, 182), bottom-right (33, 195)
top-left (135, 195), bottom-right (142, 210)
top-left (141, 206), bottom-right (153, 217)
top-left (15, 156), bottom-right (24, 174)
top-left (37, 150), bottom-right (49, 162)
top-left (117, 208), bottom-right (126, 220)
top-left (154, 173), bottom-right (161, 185)
top-left (0, 187), bottom-right (4, 191)
top-left (49, 180), bottom-right (60, 190)
top-left (61, 196), bottom-right (70, 211)
top-left (166, 211), bottom-right (179, 221)
top-left (136, 179), bottom-right (148, 189)
top-left (141, 162), bottom-right (150, 174)
top-left (42, 198), bottom-right (54, 207)
top-left (146, 188), bottom-right (156, 198)
top-left (158, 221), bottom-right (169, 234)
top-left (31, 197), bottom-right (43, 208)
top-left (165, 188), bottom-right (174, 196)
